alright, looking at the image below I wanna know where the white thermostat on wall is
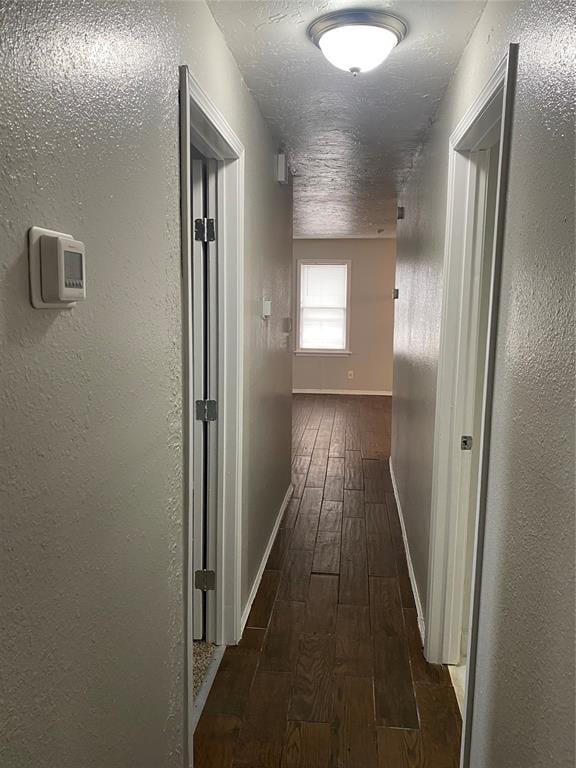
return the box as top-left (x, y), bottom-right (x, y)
top-left (28, 226), bottom-right (86, 309)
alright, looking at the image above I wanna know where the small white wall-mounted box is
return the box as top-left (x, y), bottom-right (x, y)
top-left (29, 226), bottom-right (86, 309)
top-left (275, 152), bottom-right (289, 184)
top-left (40, 236), bottom-right (86, 302)
top-left (262, 299), bottom-right (272, 319)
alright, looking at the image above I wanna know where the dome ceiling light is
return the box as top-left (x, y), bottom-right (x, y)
top-left (307, 9), bottom-right (407, 75)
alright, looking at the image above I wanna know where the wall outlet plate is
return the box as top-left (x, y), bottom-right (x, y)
top-left (28, 226), bottom-right (76, 309)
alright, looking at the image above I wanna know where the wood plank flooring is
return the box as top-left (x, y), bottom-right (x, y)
top-left (195, 394), bottom-right (461, 768)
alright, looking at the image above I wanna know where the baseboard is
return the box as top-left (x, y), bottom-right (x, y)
top-left (240, 483), bottom-right (293, 632)
top-left (389, 458), bottom-right (426, 644)
top-left (293, 233), bottom-right (396, 240)
top-left (293, 389), bottom-right (392, 396)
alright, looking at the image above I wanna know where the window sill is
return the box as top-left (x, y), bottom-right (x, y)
top-left (294, 349), bottom-right (352, 357)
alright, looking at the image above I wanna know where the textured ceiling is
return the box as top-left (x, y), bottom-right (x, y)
top-left (208, 0), bottom-right (486, 238)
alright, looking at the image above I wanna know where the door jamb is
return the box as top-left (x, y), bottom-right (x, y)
top-left (460, 44), bottom-right (518, 767)
top-left (179, 64), bottom-right (245, 762)
top-left (426, 54), bottom-right (508, 666)
top-left (425, 44), bottom-right (519, 748)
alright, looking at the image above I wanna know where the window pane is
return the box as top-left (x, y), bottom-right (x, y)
top-left (298, 262), bottom-right (349, 351)
top-left (301, 263), bottom-right (347, 308)
top-left (300, 307), bottom-right (346, 350)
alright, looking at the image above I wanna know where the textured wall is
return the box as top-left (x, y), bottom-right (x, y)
top-left (292, 239), bottom-right (396, 393)
top-left (391, 1), bottom-right (575, 766)
top-left (0, 1), bottom-right (291, 766)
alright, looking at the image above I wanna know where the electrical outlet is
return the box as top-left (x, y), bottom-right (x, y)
top-left (347, 370), bottom-right (354, 380)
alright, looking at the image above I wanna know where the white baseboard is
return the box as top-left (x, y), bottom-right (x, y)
top-left (293, 233), bottom-right (396, 240)
top-left (389, 458), bottom-right (426, 644)
top-left (240, 483), bottom-right (293, 632)
top-left (293, 389), bottom-right (392, 396)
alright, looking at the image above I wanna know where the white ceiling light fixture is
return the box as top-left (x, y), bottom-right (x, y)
top-left (307, 9), bottom-right (407, 75)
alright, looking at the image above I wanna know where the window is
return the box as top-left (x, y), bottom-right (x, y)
top-left (297, 260), bottom-right (350, 352)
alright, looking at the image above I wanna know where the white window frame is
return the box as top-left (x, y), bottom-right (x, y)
top-left (294, 259), bottom-right (352, 356)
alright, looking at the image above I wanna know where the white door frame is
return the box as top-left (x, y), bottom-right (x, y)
top-left (426, 45), bottom-right (519, 677)
top-left (179, 63), bottom-right (245, 758)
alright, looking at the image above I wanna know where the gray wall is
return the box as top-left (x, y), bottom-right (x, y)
top-left (292, 239), bottom-right (396, 393)
top-left (391, 1), bottom-right (575, 766)
top-left (0, 1), bottom-right (292, 766)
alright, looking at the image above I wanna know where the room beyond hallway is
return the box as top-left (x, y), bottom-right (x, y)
top-left (194, 394), bottom-right (461, 766)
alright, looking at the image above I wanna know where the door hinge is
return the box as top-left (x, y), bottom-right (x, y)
top-left (195, 399), bottom-right (217, 422)
top-left (195, 569), bottom-right (216, 591)
top-left (393, 288), bottom-right (399, 300)
top-left (194, 217), bottom-right (216, 242)
top-left (461, 435), bottom-right (473, 451)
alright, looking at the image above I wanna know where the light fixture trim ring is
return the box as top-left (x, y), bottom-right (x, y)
top-left (307, 9), bottom-right (408, 49)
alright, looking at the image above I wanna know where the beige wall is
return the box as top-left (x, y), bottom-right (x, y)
top-left (292, 239), bottom-right (395, 393)
top-left (0, 2), bottom-right (292, 766)
top-left (392, 1), bottom-right (575, 766)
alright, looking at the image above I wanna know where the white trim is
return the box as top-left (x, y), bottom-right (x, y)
top-left (460, 45), bottom-right (519, 768)
top-left (293, 388), bottom-right (392, 396)
top-left (182, 68), bottom-right (245, 648)
top-left (240, 484), bottom-right (293, 632)
top-left (294, 350), bottom-right (352, 357)
top-left (187, 74), bottom-right (244, 160)
top-left (217, 147), bottom-right (245, 648)
top-left (180, 66), bottom-right (245, 767)
top-left (293, 233), bottom-right (396, 240)
top-left (426, 53), bottom-right (509, 668)
top-left (389, 459), bottom-right (425, 643)
top-left (449, 56), bottom-right (508, 150)
top-left (190, 644), bottom-right (226, 734)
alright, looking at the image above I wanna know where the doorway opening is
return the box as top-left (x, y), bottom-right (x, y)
top-left (179, 65), bottom-right (245, 754)
top-left (190, 150), bottom-right (218, 646)
top-left (189, 148), bottom-right (221, 715)
top-left (426, 45), bottom-right (518, 761)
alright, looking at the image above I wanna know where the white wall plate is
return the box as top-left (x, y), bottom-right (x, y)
top-left (28, 226), bottom-right (75, 309)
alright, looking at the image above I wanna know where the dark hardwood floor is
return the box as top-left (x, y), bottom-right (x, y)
top-left (195, 394), bottom-right (461, 767)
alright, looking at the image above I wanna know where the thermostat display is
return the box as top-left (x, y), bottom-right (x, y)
top-left (35, 233), bottom-right (86, 305)
top-left (64, 250), bottom-right (83, 283)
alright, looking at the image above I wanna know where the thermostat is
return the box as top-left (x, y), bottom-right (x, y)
top-left (28, 226), bottom-right (86, 309)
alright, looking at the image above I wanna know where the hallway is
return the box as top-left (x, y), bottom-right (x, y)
top-left (2, 2), bottom-right (573, 766)
top-left (195, 395), bottom-right (461, 767)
